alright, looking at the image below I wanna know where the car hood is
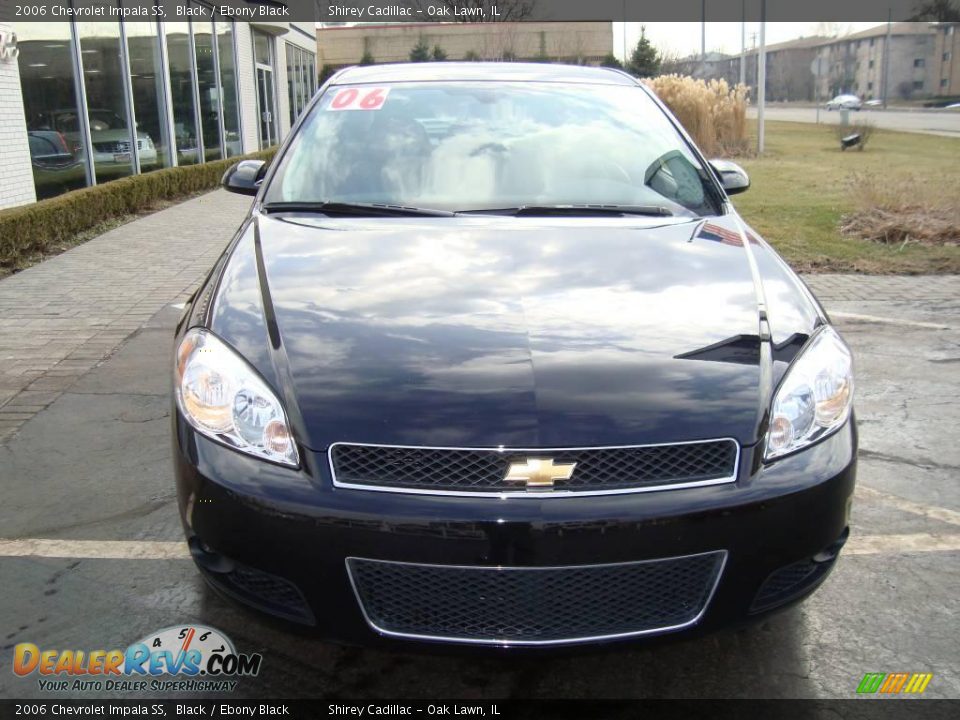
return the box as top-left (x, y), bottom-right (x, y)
top-left (209, 215), bottom-right (771, 450)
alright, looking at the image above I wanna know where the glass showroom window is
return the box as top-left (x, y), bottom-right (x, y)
top-left (166, 22), bottom-right (200, 165)
top-left (16, 22), bottom-right (89, 199)
top-left (215, 17), bottom-right (242, 157)
top-left (125, 21), bottom-right (172, 171)
top-left (286, 43), bottom-right (316, 126)
top-left (192, 15), bottom-right (222, 162)
top-left (76, 20), bottom-right (135, 184)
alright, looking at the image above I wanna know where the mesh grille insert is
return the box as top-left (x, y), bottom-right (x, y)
top-left (331, 441), bottom-right (737, 494)
top-left (751, 558), bottom-right (835, 613)
top-left (347, 552), bottom-right (726, 644)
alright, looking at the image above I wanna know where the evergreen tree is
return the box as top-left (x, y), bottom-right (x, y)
top-left (432, 44), bottom-right (448, 61)
top-left (601, 53), bottom-right (624, 70)
top-left (409, 38), bottom-right (431, 62)
top-left (463, 50), bottom-right (481, 61)
top-left (359, 50), bottom-right (375, 65)
top-left (626, 26), bottom-right (661, 78)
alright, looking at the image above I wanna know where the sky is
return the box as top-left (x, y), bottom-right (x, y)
top-left (618, 22), bottom-right (884, 60)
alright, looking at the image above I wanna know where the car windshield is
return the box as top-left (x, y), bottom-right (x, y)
top-left (265, 81), bottom-right (722, 217)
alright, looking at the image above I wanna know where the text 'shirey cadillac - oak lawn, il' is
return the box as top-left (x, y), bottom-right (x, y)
top-left (172, 63), bottom-right (856, 648)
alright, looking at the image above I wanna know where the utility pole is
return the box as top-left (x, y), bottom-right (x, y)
top-left (622, 0), bottom-right (627, 62)
top-left (882, 8), bottom-right (892, 109)
top-left (740, 0), bottom-right (746, 87)
top-left (757, 0), bottom-right (767, 154)
top-left (701, 0), bottom-right (707, 76)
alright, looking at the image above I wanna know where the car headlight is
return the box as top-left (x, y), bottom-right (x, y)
top-left (765, 325), bottom-right (853, 461)
top-left (175, 328), bottom-right (299, 467)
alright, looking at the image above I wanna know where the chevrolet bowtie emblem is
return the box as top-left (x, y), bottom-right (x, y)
top-left (504, 458), bottom-right (577, 490)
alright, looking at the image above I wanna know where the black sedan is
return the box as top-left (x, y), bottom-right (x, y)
top-left (172, 63), bottom-right (856, 648)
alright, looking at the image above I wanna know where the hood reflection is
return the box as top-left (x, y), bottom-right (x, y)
top-left (211, 216), bottom-right (767, 449)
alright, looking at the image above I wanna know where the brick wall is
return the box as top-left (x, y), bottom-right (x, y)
top-left (317, 22), bottom-right (614, 67)
top-left (0, 23), bottom-right (37, 210)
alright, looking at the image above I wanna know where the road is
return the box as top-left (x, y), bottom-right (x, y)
top-left (749, 106), bottom-right (960, 137)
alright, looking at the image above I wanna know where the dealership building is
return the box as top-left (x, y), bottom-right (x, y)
top-left (0, 9), bottom-right (316, 210)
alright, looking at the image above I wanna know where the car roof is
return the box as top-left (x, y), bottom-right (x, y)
top-left (332, 62), bottom-right (639, 86)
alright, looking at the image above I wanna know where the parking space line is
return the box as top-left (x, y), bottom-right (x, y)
top-left (857, 485), bottom-right (960, 527)
top-left (844, 532), bottom-right (960, 556)
top-left (830, 311), bottom-right (950, 330)
top-left (0, 539), bottom-right (189, 559)
top-left (1, 533), bottom-right (959, 560)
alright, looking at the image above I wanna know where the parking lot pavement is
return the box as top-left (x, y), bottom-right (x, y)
top-left (1, 196), bottom-right (959, 699)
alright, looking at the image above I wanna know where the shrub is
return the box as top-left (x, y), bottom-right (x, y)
top-left (0, 148), bottom-right (275, 269)
top-left (645, 75), bottom-right (750, 157)
top-left (840, 172), bottom-right (960, 247)
top-left (409, 38), bottom-right (430, 62)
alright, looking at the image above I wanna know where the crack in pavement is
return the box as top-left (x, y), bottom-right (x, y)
top-left (858, 448), bottom-right (960, 473)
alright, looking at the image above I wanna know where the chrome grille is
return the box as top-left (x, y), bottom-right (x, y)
top-left (347, 552), bottom-right (727, 645)
top-left (330, 440), bottom-right (738, 495)
top-left (93, 140), bottom-right (130, 153)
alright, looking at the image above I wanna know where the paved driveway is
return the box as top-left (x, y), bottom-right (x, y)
top-left (1, 192), bottom-right (958, 699)
top-left (748, 106), bottom-right (960, 137)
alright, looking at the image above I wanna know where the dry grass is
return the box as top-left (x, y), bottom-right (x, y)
top-left (840, 172), bottom-right (960, 248)
top-left (734, 120), bottom-right (960, 274)
top-left (646, 75), bottom-right (750, 157)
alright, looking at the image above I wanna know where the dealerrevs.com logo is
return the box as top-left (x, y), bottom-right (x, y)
top-left (13, 625), bottom-right (262, 693)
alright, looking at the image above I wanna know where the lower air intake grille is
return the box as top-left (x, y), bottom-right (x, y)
top-left (347, 552), bottom-right (726, 645)
top-left (750, 558), bottom-right (835, 613)
top-left (205, 563), bottom-right (314, 625)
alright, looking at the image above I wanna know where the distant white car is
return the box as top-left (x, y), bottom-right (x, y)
top-left (826, 94), bottom-right (862, 111)
top-left (863, 99), bottom-right (883, 107)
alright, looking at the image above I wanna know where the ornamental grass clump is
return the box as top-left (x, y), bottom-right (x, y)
top-left (841, 172), bottom-right (960, 248)
top-left (645, 75), bottom-right (750, 157)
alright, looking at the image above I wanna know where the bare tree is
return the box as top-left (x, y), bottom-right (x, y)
top-left (813, 22), bottom-right (843, 38)
top-left (408, 1), bottom-right (536, 22)
top-left (910, 0), bottom-right (960, 21)
top-left (658, 47), bottom-right (685, 76)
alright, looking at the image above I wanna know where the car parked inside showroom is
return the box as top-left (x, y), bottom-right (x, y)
top-left (27, 130), bottom-right (86, 199)
top-left (172, 62), bottom-right (856, 649)
top-left (31, 108), bottom-right (159, 175)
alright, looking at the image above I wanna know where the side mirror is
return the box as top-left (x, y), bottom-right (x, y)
top-left (222, 160), bottom-right (267, 196)
top-left (710, 159), bottom-right (750, 196)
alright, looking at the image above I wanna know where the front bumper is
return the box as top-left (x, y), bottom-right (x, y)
top-left (173, 416), bottom-right (857, 649)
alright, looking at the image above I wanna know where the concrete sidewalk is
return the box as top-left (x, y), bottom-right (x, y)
top-left (0, 189), bottom-right (957, 442)
top-left (0, 190), bottom-right (253, 441)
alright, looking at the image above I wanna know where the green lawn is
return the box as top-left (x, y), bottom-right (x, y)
top-left (732, 120), bottom-right (960, 274)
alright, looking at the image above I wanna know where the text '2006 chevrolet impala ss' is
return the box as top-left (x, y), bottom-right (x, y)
top-left (172, 63), bottom-right (856, 648)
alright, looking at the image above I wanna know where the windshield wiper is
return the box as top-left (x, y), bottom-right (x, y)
top-left (459, 204), bottom-right (674, 217)
top-left (261, 201), bottom-right (454, 217)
